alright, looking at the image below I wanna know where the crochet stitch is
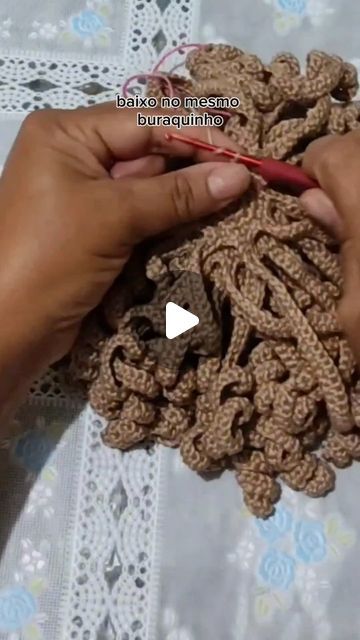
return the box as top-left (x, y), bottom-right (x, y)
top-left (71, 45), bottom-right (360, 517)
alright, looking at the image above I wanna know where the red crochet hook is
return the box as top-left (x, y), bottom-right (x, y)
top-left (165, 132), bottom-right (319, 197)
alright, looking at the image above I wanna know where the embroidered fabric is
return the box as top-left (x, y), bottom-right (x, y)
top-left (0, 400), bottom-right (162, 640)
top-left (0, 0), bottom-right (195, 112)
top-left (0, 1), bottom-right (196, 639)
top-left (155, 448), bottom-right (359, 640)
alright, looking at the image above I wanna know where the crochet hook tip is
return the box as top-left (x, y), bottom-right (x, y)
top-left (164, 132), bottom-right (260, 167)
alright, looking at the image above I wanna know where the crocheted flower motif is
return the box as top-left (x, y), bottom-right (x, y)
top-left (294, 520), bottom-right (327, 563)
top-left (256, 505), bottom-right (293, 543)
top-left (258, 548), bottom-right (296, 590)
top-left (0, 587), bottom-right (36, 632)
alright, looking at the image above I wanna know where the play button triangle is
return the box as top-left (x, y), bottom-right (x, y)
top-left (165, 302), bottom-right (199, 340)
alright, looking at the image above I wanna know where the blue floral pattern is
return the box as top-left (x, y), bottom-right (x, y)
top-left (263, 0), bottom-right (334, 34)
top-left (294, 520), bottom-right (327, 563)
top-left (0, 537), bottom-right (49, 638)
top-left (71, 9), bottom-right (105, 37)
top-left (14, 431), bottom-right (53, 474)
top-left (0, 413), bottom-right (59, 638)
top-left (277, 0), bottom-right (306, 13)
top-left (0, 587), bottom-right (36, 632)
top-left (240, 500), bottom-right (356, 622)
top-left (63, 0), bottom-right (113, 48)
top-left (8, 416), bottom-right (66, 477)
top-left (28, 0), bottom-right (113, 48)
top-left (258, 549), bottom-right (295, 590)
top-left (256, 505), bottom-right (293, 543)
top-left (256, 511), bottom-right (329, 595)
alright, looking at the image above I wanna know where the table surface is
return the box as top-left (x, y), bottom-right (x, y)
top-left (0, 1), bottom-right (360, 639)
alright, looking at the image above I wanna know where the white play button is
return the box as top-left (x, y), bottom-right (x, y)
top-left (165, 302), bottom-right (199, 339)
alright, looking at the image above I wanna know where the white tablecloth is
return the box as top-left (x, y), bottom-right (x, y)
top-left (0, 1), bottom-right (359, 639)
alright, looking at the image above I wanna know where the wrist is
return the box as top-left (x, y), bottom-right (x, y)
top-left (0, 284), bottom-right (55, 425)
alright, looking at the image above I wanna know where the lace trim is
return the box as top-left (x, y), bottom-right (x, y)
top-left (59, 407), bottom-right (161, 639)
top-left (28, 366), bottom-right (82, 404)
top-left (0, 54), bottom-right (127, 111)
top-left (0, 0), bottom-right (198, 113)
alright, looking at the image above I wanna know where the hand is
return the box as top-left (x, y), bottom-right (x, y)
top-left (300, 131), bottom-right (360, 362)
top-left (0, 102), bottom-right (250, 421)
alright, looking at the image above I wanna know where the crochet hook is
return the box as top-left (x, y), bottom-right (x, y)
top-left (165, 132), bottom-right (319, 197)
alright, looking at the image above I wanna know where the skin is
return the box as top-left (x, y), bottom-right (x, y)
top-left (0, 102), bottom-right (358, 429)
top-left (300, 131), bottom-right (360, 364)
top-left (0, 103), bottom-right (250, 427)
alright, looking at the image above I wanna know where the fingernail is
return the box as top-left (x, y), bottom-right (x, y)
top-left (207, 164), bottom-right (250, 200)
top-left (300, 188), bottom-right (343, 239)
top-left (300, 188), bottom-right (333, 216)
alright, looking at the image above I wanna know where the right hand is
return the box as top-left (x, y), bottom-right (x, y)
top-left (300, 131), bottom-right (360, 363)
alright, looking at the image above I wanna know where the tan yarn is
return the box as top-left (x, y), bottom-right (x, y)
top-left (71, 46), bottom-right (360, 518)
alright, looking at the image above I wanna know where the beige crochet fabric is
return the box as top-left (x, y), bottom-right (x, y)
top-left (71, 45), bottom-right (360, 518)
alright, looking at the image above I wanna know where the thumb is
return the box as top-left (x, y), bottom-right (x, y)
top-left (116, 161), bottom-right (251, 242)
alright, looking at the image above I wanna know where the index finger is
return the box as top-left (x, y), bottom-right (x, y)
top-left (60, 101), bottom-right (243, 166)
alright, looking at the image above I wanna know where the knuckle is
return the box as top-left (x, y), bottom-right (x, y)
top-left (22, 109), bottom-right (53, 134)
top-left (316, 132), bottom-right (360, 179)
top-left (344, 128), bottom-right (360, 147)
top-left (21, 109), bottom-right (66, 146)
top-left (171, 173), bottom-right (196, 223)
top-left (317, 140), bottom-right (344, 177)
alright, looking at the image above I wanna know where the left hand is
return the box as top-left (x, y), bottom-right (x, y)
top-left (0, 102), bottom-right (250, 422)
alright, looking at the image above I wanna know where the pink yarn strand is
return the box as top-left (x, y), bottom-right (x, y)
top-left (121, 43), bottom-right (234, 123)
top-left (169, 62), bottom-right (188, 75)
top-left (122, 72), bottom-right (174, 99)
top-left (152, 43), bottom-right (202, 73)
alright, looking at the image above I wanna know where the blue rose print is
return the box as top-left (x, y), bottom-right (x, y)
top-left (71, 10), bottom-right (105, 37)
top-left (295, 520), bottom-right (327, 563)
top-left (277, 0), bottom-right (307, 14)
top-left (0, 586), bottom-right (36, 632)
top-left (256, 505), bottom-right (293, 543)
top-left (14, 430), bottom-right (53, 473)
top-left (258, 548), bottom-right (295, 590)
